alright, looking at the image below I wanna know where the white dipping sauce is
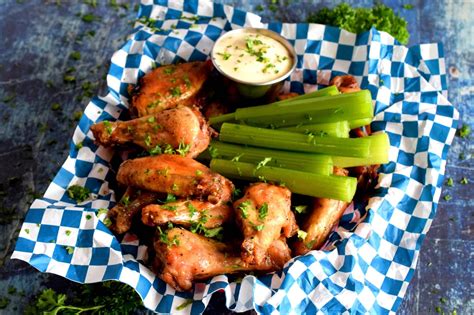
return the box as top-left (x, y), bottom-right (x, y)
top-left (212, 30), bottom-right (293, 84)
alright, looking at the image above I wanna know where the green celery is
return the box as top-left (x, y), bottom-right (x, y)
top-left (349, 117), bottom-right (373, 129)
top-left (235, 89), bottom-right (373, 127)
top-left (209, 141), bottom-right (333, 174)
top-left (332, 132), bottom-right (390, 167)
top-left (209, 113), bottom-right (236, 126)
top-left (219, 123), bottom-right (370, 157)
top-left (210, 159), bottom-right (357, 202)
top-left (279, 121), bottom-right (350, 138)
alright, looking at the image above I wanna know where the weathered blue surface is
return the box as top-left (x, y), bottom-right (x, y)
top-left (0, 0), bottom-right (471, 314)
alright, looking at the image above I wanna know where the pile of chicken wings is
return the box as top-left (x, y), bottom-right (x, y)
top-left (90, 61), bottom-right (370, 291)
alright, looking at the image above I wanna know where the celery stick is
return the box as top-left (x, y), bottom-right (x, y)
top-left (219, 123), bottom-right (370, 157)
top-left (209, 113), bottom-right (236, 126)
top-left (279, 121), bottom-right (350, 138)
top-left (349, 117), bottom-right (373, 129)
top-left (332, 133), bottom-right (390, 167)
top-left (208, 86), bottom-right (339, 126)
top-left (235, 90), bottom-right (373, 127)
top-left (210, 159), bottom-right (357, 202)
top-left (209, 141), bottom-right (333, 175)
top-left (271, 85), bottom-right (339, 105)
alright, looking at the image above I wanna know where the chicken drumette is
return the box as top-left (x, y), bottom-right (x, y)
top-left (107, 187), bottom-right (160, 234)
top-left (117, 155), bottom-right (234, 204)
top-left (130, 61), bottom-right (212, 117)
top-left (90, 106), bottom-right (211, 158)
top-left (153, 228), bottom-right (292, 291)
top-left (233, 183), bottom-right (297, 265)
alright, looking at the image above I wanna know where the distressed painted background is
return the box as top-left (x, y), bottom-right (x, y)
top-left (0, 0), bottom-right (472, 314)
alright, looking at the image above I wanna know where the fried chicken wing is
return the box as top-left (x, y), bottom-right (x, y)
top-left (330, 75), bottom-right (361, 93)
top-left (153, 228), bottom-right (291, 291)
top-left (130, 61), bottom-right (212, 117)
top-left (141, 200), bottom-right (233, 228)
top-left (107, 188), bottom-right (160, 234)
top-left (293, 167), bottom-right (349, 255)
top-left (117, 155), bottom-right (234, 204)
top-left (90, 106), bottom-right (210, 158)
top-left (233, 183), bottom-right (297, 265)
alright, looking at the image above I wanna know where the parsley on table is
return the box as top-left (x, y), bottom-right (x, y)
top-left (69, 51), bottom-right (81, 60)
top-left (446, 178), bottom-right (454, 187)
top-left (458, 124), bottom-right (471, 138)
top-left (460, 177), bottom-right (468, 185)
top-left (66, 185), bottom-right (90, 202)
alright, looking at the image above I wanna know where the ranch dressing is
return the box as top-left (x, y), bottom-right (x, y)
top-left (212, 30), bottom-right (293, 84)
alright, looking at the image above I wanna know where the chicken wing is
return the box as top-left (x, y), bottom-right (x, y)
top-left (293, 167), bottom-right (349, 255)
top-left (116, 155), bottom-right (234, 204)
top-left (330, 75), bottom-right (361, 93)
top-left (153, 228), bottom-right (292, 291)
top-left (130, 61), bottom-right (212, 117)
top-left (90, 106), bottom-right (210, 158)
top-left (141, 200), bottom-right (233, 229)
top-left (107, 188), bottom-right (160, 234)
top-left (233, 183), bottom-right (297, 265)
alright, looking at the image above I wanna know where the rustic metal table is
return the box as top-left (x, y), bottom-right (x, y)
top-left (0, 0), bottom-right (472, 314)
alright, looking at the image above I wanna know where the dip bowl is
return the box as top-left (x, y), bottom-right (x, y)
top-left (211, 28), bottom-right (297, 98)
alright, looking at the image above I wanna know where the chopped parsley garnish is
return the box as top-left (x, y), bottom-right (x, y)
top-left (51, 103), bottom-right (61, 111)
top-left (102, 120), bottom-right (113, 135)
top-left (64, 246), bottom-right (74, 255)
top-left (402, 4), bottom-right (414, 9)
top-left (147, 116), bottom-right (155, 123)
top-left (149, 145), bottom-right (162, 155)
top-left (163, 143), bottom-right (175, 154)
top-left (144, 134), bottom-right (152, 147)
top-left (176, 142), bottom-right (191, 156)
top-left (85, 214), bottom-right (92, 220)
top-left (162, 204), bottom-right (178, 211)
top-left (157, 226), bottom-right (180, 248)
top-left (297, 230), bottom-right (308, 241)
top-left (66, 185), bottom-right (90, 202)
top-left (238, 201), bottom-right (251, 219)
top-left (446, 178), bottom-right (454, 187)
top-left (163, 67), bottom-right (176, 75)
top-left (217, 52), bottom-right (231, 60)
top-left (460, 177), bottom-right (468, 185)
top-left (97, 208), bottom-right (108, 217)
top-left (165, 193), bottom-right (177, 203)
top-left (120, 195), bottom-right (130, 206)
top-left (258, 203), bottom-right (268, 220)
top-left (195, 169), bottom-right (203, 176)
top-left (65, 230), bottom-right (71, 236)
top-left (443, 194), bottom-right (452, 201)
top-left (208, 145), bottom-right (218, 158)
top-left (459, 124), bottom-right (471, 138)
top-left (256, 157), bottom-right (272, 170)
top-left (176, 299), bottom-right (194, 311)
top-left (183, 76), bottom-right (191, 88)
top-left (171, 183), bottom-right (179, 191)
top-left (147, 99), bottom-right (162, 109)
top-left (169, 86), bottom-right (181, 96)
top-left (294, 205), bottom-right (308, 214)
top-left (69, 51), bottom-right (81, 60)
top-left (24, 229), bottom-right (30, 234)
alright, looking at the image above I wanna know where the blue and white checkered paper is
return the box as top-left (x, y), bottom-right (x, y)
top-left (12, 0), bottom-right (458, 314)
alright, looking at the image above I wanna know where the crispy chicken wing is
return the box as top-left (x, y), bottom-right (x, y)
top-left (117, 155), bottom-right (234, 204)
top-left (233, 183), bottom-right (297, 265)
top-left (330, 75), bottom-right (361, 94)
top-left (130, 61), bottom-right (212, 117)
top-left (141, 200), bottom-right (233, 228)
top-left (153, 228), bottom-right (291, 291)
top-left (107, 188), bottom-right (160, 234)
top-left (90, 106), bottom-right (210, 158)
top-left (293, 167), bottom-right (349, 255)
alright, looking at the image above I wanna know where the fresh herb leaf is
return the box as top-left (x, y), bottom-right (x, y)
top-left (176, 299), bottom-right (193, 311)
top-left (297, 230), bottom-right (308, 241)
top-left (443, 194), bottom-right (452, 201)
top-left (69, 51), bottom-right (81, 60)
top-left (103, 120), bottom-right (113, 135)
top-left (402, 4), bottom-right (414, 9)
top-left (459, 124), bottom-right (471, 138)
top-left (238, 200), bottom-right (251, 219)
top-left (460, 177), bottom-right (468, 185)
top-left (446, 178), bottom-right (454, 187)
top-left (176, 142), bottom-right (191, 156)
top-left (294, 205), bottom-right (308, 214)
top-left (66, 185), bottom-right (90, 202)
top-left (258, 203), bottom-right (268, 220)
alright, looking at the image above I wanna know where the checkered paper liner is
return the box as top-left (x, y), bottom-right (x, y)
top-left (12, 0), bottom-right (458, 314)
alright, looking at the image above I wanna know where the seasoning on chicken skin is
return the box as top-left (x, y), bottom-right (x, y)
top-left (130, 61), bottom-right (212, 117)
top-left (153, 228), bottom-right (292, 291)
top-left (107, 188), bottom-right (160, 234)
top-left (233, 183), bottom-right (298, 265)
top-left (90, 106), bottom-right (211, 158)
top-left (141, 200), bottom-right (233, 228)
top-left (292, 167), bottom-right (349, 255)
top-left (116, 155), bottom-right (234, 204)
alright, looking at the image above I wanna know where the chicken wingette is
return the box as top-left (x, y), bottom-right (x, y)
top-left (90, 106), bottom-right (210, 158)
top-left (233, 183), bottom-right (297, 265)
top-left (153, 228), bottom-right (292, 291)
top-left (130, 61), bottom-right (212, 117)
top-left (116, 155), bottom-right (234, 204)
